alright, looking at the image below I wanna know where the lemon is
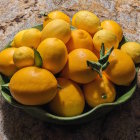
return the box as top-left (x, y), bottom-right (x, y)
top-left (93, 29), bottom-right (119, 52)
top-left (0, 48), bottom-right (17, 76)
top-left (66, 29), bottom-right (94, 52)
top-left (21, 28), bottom-right (41, 49)
top-left (37, 38), bottom-right (68, 74)
top-left (13, 46), bottom-right (34, 68)
top-left (105, 49), bottom-right (136, 86)
top-left (72, 10), bottom-right (101, 35)
top-left (13, 30), bottom-right (27, 47)
top-left (101, 20), bottom-right (123, 42)
top-left (41, 19), bottom-right (71, 44)
top-left (49, 78), bottom-right (85, 117)
top-left (83, 75), bottom-right (116, 107)
top-left (9, 66), bottom-right (57, 105)
top-left (61, 48), bottom-right (98, 84)
top-left (43, 10), bottom-right (70, 28)
top-left (121, 42), bottom-right (140, 64)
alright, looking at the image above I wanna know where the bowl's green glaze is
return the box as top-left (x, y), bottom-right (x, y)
top-left (0, 24), bottom-right (138, 125)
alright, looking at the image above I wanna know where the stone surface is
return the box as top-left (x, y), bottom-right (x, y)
top-left (0, 0), bottom-right (140, 140)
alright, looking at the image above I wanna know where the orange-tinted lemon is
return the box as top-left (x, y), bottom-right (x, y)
top-left (61, 49), bottom-right (98, 84)
top-left (105, 49), bottom-right (136, 86)
top-left (9, 66), bottom-right (57, 105)
top-left (49, 78), bottom-right (85, 117)
top-left (66, 29), bottom-right (94, 52)
top-left (83, 75), bottom-right (116, 107)
top-left (0, 48), bottom-right (17, 76)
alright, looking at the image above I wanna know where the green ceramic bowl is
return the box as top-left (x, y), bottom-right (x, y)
top-left (0, 24), bottom-right (138, 125)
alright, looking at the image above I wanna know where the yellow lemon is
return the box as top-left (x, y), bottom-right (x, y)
top-left (13, 30), bottom-right (27, 47)
top-left (93, 29), bottom-right (119, 52)
top-left (9, 66), bottom-right (57, 105)
top-left (0, 48), bottom-right (17, 76)
top-left (72, 10), bottom-right (101, 35)
top-left (43, 10), bottom-right (70, 28)
top-left (13, 46), bottom-right (34, 68)
top-left (66, 29), bottom-right (94, 52)
top-left (49, 78), bottom-right (85, 117)
top-left (37, 38), bottom-right (68, 74)
top-left (121, 42), bottom-right (140, 64)
top-left (101, 20), bottom-right (123, 42)
top-left (83, 74), bottom-right (116, 107)
top-left (41, 19), bottom-right (71, 44)
top-left (21, 28), bottom-right (41, 49)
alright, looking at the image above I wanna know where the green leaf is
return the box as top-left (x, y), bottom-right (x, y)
top-left (98, 47), bottom-right (114, 64)
top-left (34, 49), bottom-right (43, 67)
top-left (100, 43), bottom-right (105, 59)
top-left (1, 83), bottom-right (9, 87)
top-left (33, 24), bottom-right (43, 31)
top-left (119, 36), bottom-right (129, 49)
top-left (70, 25), bottom-right (76, 30)
top-left (102, 61), bottom-right (110, 70)
top-left (1, 83), bottom-right (9, 90)
top-left (0, 74), bottom-right (10, 84)
top-left (87, 46), bottom-right (114, 77)
top-left (1, 90), bottom-right (23, 108)
top-left (87, 60), bottom-right (102, 77)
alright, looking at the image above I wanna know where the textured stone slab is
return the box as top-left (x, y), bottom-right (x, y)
top-left (0, 0), bottom-right (140, 140)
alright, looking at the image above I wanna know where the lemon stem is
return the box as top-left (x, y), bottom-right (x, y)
top-left (87, 43), bottom-right (114, 78)
top-left (57, 84), bottom-right (62, 89)
top-left (39, 12), bottom-right (48, 17)
top-left (102, 94), bottom-right (107, 99)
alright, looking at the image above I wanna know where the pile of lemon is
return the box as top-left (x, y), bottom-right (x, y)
top-left (0, 10), bottom-right (140, 117)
